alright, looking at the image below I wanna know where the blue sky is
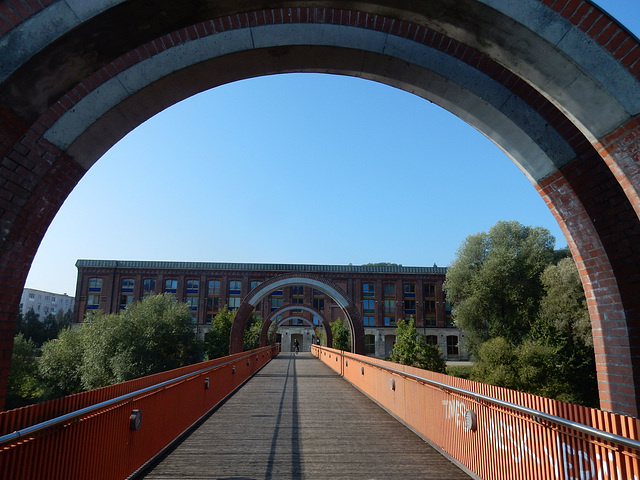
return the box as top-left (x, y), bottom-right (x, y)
top-left (25, 0), bottom-right (640, 296)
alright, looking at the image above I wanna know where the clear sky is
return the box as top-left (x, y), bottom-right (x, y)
top-left (24, 0), bottom-right (640, 296)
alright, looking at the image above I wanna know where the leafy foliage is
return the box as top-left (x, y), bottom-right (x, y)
top-left (330, 319), bottom-right (351, 351)
top-left (445, 220), bottom-right (555, 354)
top-left (38, 294), bottom-right (204, 396)
top-left (205, 306), bottom-right (235, 359)
top-left (15, 308), bottom-right (73, 347)
top-left (6, 334), bottom-right (41, 409)
top-left (387, 318), bottom-right (446, 373)
top-left (39, 327), bottom-right (84, 398)
top-left (446, 221), bottom-right (597, 406)
top-left (243, 314), bottom-right (263, 351)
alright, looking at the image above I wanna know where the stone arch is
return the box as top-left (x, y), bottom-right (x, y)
top-left (260, 305), bottom-right (332, 349)
top-left (232, 274), bottom-right (362, 354)
top-left (0, 1), bottom-right (639, 414)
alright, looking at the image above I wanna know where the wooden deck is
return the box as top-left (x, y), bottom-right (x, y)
top-left (141, 353), bottom-right (471, 480)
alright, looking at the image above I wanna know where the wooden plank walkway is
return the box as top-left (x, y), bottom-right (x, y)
top-left (141, 353), bottom-right (471, 480)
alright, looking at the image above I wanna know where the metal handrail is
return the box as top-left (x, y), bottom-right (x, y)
top-left (315, 346), bottom-right (640, 452)
top-left (0, 346), bottom-right (275, 447)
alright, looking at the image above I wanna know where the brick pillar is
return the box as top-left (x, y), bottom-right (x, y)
top-left (0, 125), bottom-right (86, 409)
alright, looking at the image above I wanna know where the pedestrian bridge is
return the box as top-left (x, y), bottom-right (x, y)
top-left (1, 346), bottom-right (639, 480)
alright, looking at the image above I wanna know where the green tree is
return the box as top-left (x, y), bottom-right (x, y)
top-left (267, 321), bottom-right (279, 346)
top-left (444, 220), bottom-right (555, 354)
top-left (471, 336), bottom-right (585, 402)
top-left (243, 314), bottom-right (263, 351)
top-left (206, 305), bottom-right (235, 359)
top-left (531, 258), bottom-right (598, 406)
top-left (39, 327), bottom-right (84, 398)
top-left (330, 319), bottom-right (351, 351)
top-left (6, 333), bottom-right (41, 408)
top-left (39, 294), bottom-right (204, 394)
top-left (387, 318), bottom-right (447, 373)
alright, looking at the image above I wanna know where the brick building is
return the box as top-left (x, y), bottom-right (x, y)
top-left (74, 260), bottom-right (466, 359)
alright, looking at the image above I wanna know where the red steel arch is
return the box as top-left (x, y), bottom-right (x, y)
top-left (0, 1), bottom-right (639, 415)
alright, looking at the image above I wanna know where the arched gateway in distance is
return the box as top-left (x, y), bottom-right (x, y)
top-left (231, 273), bottom-right (362, 354)
top-left (1, 0), bottom-right (640, 416)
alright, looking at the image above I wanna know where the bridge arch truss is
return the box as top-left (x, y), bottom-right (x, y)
top-left (1, 0), bottom-right (640, 414)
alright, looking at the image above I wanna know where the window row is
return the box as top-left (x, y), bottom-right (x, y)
top-left (364, 334), bottom-right (459, 355)
top-left (89, 278), bottom-right (328, 298)
top-left (362, 282), bottom-right (438, 298)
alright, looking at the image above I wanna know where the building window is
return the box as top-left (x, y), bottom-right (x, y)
top-left (424, 316), bottom-right (437, 327)
top-left (121, 278), bottom-right (134, 293)
top-left (28, 293), bottom-right (35, 300)
top-left (362, 299), bottom-right (375, 314)
top-left (365, 335), bottom-right (376, 355)
top-left (228, 296), bottom-right (241, 310)
top-left (384, 299), bottom-right (395, 326)
top-left (447, 335), bottom-right (459, 356)
top-left (383, 283), bottom-right (395, 297)
top-left (187, 280), bottom-right (199, 295)
top-left (186, 296), bottom-right (199, 311)
top-left (384, 299), bottom-right (395, 314)
top-left (250, 281), bottom-right (262, 290)
top-left (403, 284), bottom-right (416, 298)
top-left (313, 289), bottom-right (325, 313)
top-left (87, 294), bottom-right (100, 310)
top-left (362, 283), bottom-right (374, 297)
top-left (208, 280), bottom-right (220, 295)
top-left (424, 300), bottom-right (436, 314)
top-left (291, 285), bottom-right (304, 304)
top-left (165, 279), bottom-right (177, 294)
top-left (404, 299), bottom-right (416, 316)
top-left (363, 315), bottom-right (375, 326)
top-left (143, 279), bottom-right (156, 295)
top-left (270, 297), bottom-right (283, 311)
top-left (270, 289), bottom-right (283, 312)
top-left (313, 297), bottom-right (324, 312)
top-left (89, 278), bottom-right (102, 292)
top-left (425, 335), bottom-right (438, 345)
top-left (120, 294), bottom-right (133, 309)
top-left (229, 281), bottom-right (241, 295)
top-left (424, 283), bottom-right (436, 298)
top-left (228, 281), bottom-right (241, 311)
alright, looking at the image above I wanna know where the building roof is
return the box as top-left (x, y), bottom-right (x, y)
top-left (75, 259), bottom-right (447, 275)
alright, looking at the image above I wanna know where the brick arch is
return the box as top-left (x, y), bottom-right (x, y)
top-left (260, 305), bottom-right (332, 349)
top-left (232, 274), bottom-right (362, 354)
top-left (1, 1), bottom-right (640, 415)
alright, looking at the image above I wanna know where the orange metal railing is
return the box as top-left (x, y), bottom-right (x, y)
top-left (313, 345), bottom-right (640, 480)
top-left (0, 345), bottom-right (278, 480)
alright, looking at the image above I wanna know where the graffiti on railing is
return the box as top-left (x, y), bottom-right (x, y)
top-left (543, 437), bottom-right (634, 480)
top-left (484, 418), bottom-right (540, 465)
top-left (442, 400), bottom-right (635, 480)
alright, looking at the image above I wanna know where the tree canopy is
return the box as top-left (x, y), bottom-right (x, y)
top-left (387, 318), bottom-right (446, 373)
top-left (444, 220), bottom-right (556, 354)
top-left (205, 306), bottom-right (234, 359)
top-left (330, 319), bottom-right (351, 351)
top-left (38, 294), bottom-right (204, 397)
top-left (445, 220), bottom-right (597, 406)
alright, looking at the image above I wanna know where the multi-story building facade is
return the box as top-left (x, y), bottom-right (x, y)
top-left (74, 260), bottom-right (467, 360)
top-left (20, 288), bottom-right (75, 317)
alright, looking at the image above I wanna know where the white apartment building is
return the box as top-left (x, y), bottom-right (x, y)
top-left (19, 288), bottom-right (74, 318)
